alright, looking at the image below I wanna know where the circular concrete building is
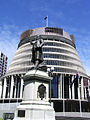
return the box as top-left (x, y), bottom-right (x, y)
top-left (7, 27), bottom-right (86, 76)
top-left (0, 27), bottom-right (90, 119)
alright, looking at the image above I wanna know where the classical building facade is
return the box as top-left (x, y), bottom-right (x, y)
top-left (0, 27), bottom-right (90, 119)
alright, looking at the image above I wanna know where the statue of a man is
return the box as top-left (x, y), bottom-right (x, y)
top-left (31, 36), bottom-right (44, 69)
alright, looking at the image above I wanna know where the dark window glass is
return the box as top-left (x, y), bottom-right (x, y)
top-left (43, 47), bottom-right (76, 56)
top-left (45, 27), bottom-right (63, 35)
top-left (65, 100), bottom-right (80, 112)
top-left (53, 100), bottom-right (63, 112)
top-left (18, 110), bottom-right (25, 117)
top-left (64, 76), bottom-right (69, 99)
top-left (50, 76), bottom-right (58, 98)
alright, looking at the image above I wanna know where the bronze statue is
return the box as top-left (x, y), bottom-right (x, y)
top-left (31, 35), bottom-right (44, 69)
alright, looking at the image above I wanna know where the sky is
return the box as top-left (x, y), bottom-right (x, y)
top-left (0, 0), bottom-right (90, 75)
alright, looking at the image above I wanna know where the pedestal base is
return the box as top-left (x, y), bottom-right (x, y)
top-left (14, 100), bottom-right (55, 120)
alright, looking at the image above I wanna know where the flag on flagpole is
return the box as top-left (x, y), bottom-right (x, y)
top-left (70, 72), bottom-right (79, 88)
top-left (44, 16), bottom-right (48, 27)
top-left (44, 16), bottom-right (48, 20)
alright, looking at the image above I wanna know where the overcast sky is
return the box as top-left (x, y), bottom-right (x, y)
top-left (0, 0), bottom-right (90, 75)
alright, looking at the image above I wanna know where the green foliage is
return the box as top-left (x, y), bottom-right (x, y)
top-left (0, 118), bottom-right (3, 120)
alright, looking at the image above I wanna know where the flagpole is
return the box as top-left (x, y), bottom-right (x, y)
top-left (46, 16), bottom-right (48, 27)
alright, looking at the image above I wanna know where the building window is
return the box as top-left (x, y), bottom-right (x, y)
top-left (50, 76), bottom-right (58, 98)
top-left (64, 75), bottom-right (69, 99)
top-left (18, 110), bottom-right (25, 117)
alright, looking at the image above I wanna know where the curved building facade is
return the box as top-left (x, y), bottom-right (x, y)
top-left (0, 27), bottom-right (90, 118)
top-left (6, 27), bottom-right (86, 76)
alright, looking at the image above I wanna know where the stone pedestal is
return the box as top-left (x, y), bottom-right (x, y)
top-left (13, 69), bottom-right (55, 120)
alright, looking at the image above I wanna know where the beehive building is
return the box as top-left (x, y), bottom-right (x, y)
top-left (0, 27), bottom-right (90, 119)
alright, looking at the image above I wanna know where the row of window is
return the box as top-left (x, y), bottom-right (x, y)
top-left (0, 62), bottom-right (7, 65)
top-left (45, 27), bottom-right (63, 35)
top-left (10, 61), bottom-right (33, 67)
top-left (44, 53), bottom-right (79, 62)
top-left (18, 37), bottom-right (31, 48)
top-left (18, 35), bottom-right (75, 48)
top-left (8, 65), bottom-right (85, 76)
top-left (45, 60), bottom-right (82, 69)
top-left (15, 48), bottom-right (31, 56)
top-left (0, 66), bottom-right (7, 69)
top-left (53, 100), bottom-right (90, 112)
top-left (13, 52), bottom-right (78, 65)
top-left (12, 54), bottom-right (31, 62)
top-left (43, 47), bottom-right (77, 57)
top-left (54, 67), bottom-right (84, 75)
top-left (10, 59), bottom-right (83, 74)
top-left (54, 67), bottom-right (76, 73)
top-left (0, 60), bottom-right (7, 63)
top-left (11, 52), bottom-right (80, 69)
top-left (0, 58), bottom-right (7, 61)
top-left (7, 68), bottom-right (28, 75)
top-left (44, 42), bottom-right (71, 49)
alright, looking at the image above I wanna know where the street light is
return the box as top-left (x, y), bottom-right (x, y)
top-left (47, 67), bottom-right (54, 105)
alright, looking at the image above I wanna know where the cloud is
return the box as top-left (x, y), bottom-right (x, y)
top-left (76, 34), bottom-right (90, 75)
top-left (0, 24), bottom-right (22, 67)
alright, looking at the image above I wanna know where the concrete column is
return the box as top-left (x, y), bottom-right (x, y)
top-left (69, 75), bottom-right (71, 99)
top-left (62, 74), bottom-right (65, 113)
top-left (7, 76), bottom-right (10, 98)
top-left (89, 82), bottom-right (90, 97)
top-left (14, 77), bottom-right (16, 98)
top-left (88, 79), bottom-right (90, 97)
top-left (58, 75), bottom-right (60, 98)
top-left (63, 74), bottom-right (64, 99)
top-left (77, 79), bottom-right (80, 99)
top-left (89, 86), bottom-right (90, 97)
top-left (0, 80), bottom-right (2, 98)
top-left (78, 83), bottom-right (80, 100)
top-left (60, 74), bottom-right (62, 99)
top-left (3, 77), bottom-right (7, 98)
top-left (72, 75), bottom-right (75, 99)
top-left (81, 77), bottom-right (84, 100)
top-left (20, 75), bottom-right (24, 99)
top-left (10, 75), bottom-right (14, 98)
top-left (85, 87), bottom-right (87, 99)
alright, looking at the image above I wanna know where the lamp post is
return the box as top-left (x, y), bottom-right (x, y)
top-left (47, 67), bottom-right (54, 105)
